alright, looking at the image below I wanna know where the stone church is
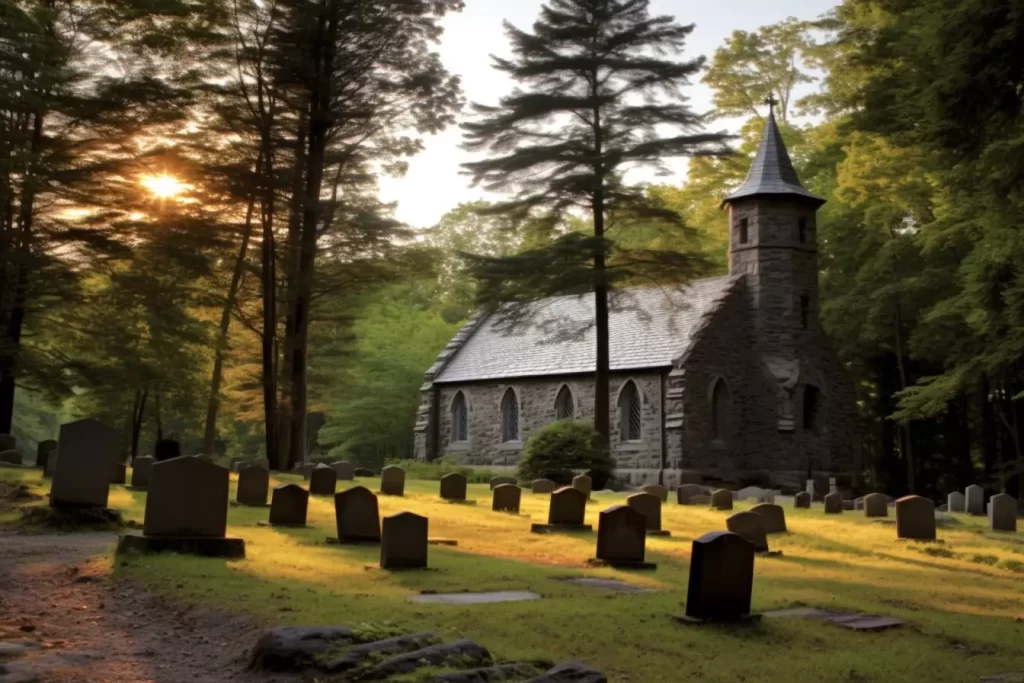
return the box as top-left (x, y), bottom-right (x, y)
top-left (413, 108), bottom-right (861, 490)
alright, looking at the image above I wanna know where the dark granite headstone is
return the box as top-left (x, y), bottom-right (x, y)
top-left (491, 484), bottom-right (521, 513)
top-left (725, 511), bottom-right (769, 552)
top-left (154, 439), bottom-right (181, 462)
top-left (144, 456), bottom-right (229, 537)
top-left (439, 473), bottom-right (467, 501)
top-left (309, 465), bottom-right (337, 496)
top-left (595, 505), bottom-right (648, 566)
top-left (684, 531), bottom-right (755, 622)
top-left (334, 486), bottom-right (381, 543)
top-left (237, 464), bottom-right (270, 506)
top-left (380, 512), bottom-right (428, 569)
top-left (895, 495), bottom-right (935, 540)
top-left (380, 466), bottom-right (405, 496)
top-left (50, 419), bottom-right (116, 508)
top-left (269, 484), bottom-right (308, 526)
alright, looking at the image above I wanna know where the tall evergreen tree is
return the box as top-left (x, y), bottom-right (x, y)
top-left (461, 0), bottom-right (728, 445)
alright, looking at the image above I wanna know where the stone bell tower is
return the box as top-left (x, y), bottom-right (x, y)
top-left (723, 95), bottom-right (827, 433)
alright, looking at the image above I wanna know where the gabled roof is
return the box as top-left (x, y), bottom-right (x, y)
top-left (433, 275), bottom-right (743, 384)
top-left (723, 109), bottom-right (825, 207)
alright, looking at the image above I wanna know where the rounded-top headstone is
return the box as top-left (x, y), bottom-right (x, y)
top-left (596, 505), bottom-right (647, 564)
top-left (964, 484), bottom-right (985, 516)
top-left (863, 492), bottom-right (888, 518)
top-left (531, 478), bottom-right (556, 494)
top-left (677, 483), bottom-right (706, 505)
top-left (153, 438), bottom-right (181, 462)
top-left (548, 486), bottom-right (587, 526)
top-left (269, 484), bottom-right (309, 526)
top-left (725, 511), bottom-right (769, 552)
top-left (793, 491), bottom-right (811, 509)
top-left (823, 492), bottom-right (843, 514)
top-left (989, 492), bottom-right (1017, 532)
top-left (640, 484), bottom-right (668, 502)
top-left (710, 489), bottom-right (733, 511)
top-left (309, 465), bottom-right (338, 496)
top-left (144, 456), bottom-right (229, 537)
top-left (490, 476), bottom-right (517, 490)
top-left (380, 512), bottom-right (428, 569)
top-left (439, 472), bottom-right (468, 501)
top-left (946, 491), bottom-right (965, 513)
top-left (51, 419), bottom-right (116, 508)
top-left (36, 440), bottom-right (57, 471)
top-left (331, 461), bottom-right (355, 481)
top-left (334, 485), bottom-right (381, 542)
top-left (572, 474), bottom-right (592, 497)
top-left (380, 465), bottom-right (406, 496)
top-left (685, 531), bottom-right (755, 622)
top-left (748, 503), bottom-right (786, 534)
top-left (626, 492), bottom-right (663, 532)
top-left (492, 484), bottom-right (522, 513)
top-left (237, 464), bottom-right (270, 506)
top-left (895, 495), bottom-right (936, 540)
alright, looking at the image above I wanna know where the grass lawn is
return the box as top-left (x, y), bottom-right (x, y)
top-left (4, 467), bottom-right (1024, 682)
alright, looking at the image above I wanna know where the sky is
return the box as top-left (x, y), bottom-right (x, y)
top-left (377, 0), bottom-right (840, 229)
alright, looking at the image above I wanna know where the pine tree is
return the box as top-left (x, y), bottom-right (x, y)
top-left (461, 0), bottom-right (729, 445)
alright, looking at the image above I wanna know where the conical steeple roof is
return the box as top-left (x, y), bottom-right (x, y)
top-left (723, 108), bottom-right (824, 207)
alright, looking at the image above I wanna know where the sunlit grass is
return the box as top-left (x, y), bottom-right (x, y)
top-left (4, 467), bottom-right (1024, 682)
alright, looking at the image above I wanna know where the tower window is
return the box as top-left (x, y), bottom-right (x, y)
top-left (554, 385), bottom-right (575, 420)
top-left (798, 218), bottom-right (807, 244)
top-left (711, 379), bottom-right (731, 441)
top-left (803, 386), bottom-right (821, 434)
top-left (501, 388), bottom-right (519, 442)
top-left (618, 380), bottom-right (643, 441)
top-left (739, 218), bottom-right (749, 244)
top-left (451, 391), bottom-right (468, 443)
top-left (800, 295), bottom-right (810, 329)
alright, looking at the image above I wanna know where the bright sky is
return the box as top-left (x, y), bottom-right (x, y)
top-left (378, 0), bottom-right (839, 229)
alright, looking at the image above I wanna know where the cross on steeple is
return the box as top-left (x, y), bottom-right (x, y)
top-left (763, 93), bottom-right (779, 117)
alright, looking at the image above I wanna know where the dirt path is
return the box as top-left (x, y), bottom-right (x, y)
top-left (0, 532), bottom-right (286, 683)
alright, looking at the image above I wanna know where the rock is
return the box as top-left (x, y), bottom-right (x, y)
top-left (365, 639), bottom-right (491, 679)
top-left (435, 662), bottom-right (548, 682)
top-left (322, 632), bottom-right (437, 673)
top-left (528, 661), bottom-right (608, 682)
top-left (250, 625), bottom-right (357, 671)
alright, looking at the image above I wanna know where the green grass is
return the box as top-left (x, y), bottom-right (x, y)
top-left (4, 467), bottom-right (1024, 682)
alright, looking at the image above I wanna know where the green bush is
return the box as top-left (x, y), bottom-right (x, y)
top-left (518, 420), bottom-right (615, 488)
top-left (383, 458), bottom-right (505, 484)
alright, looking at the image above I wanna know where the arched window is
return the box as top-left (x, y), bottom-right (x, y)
top-left (554, 385), bottom-right (575, 420)
top-left (501, 388), bottom-right (520, 442)
top-left (451, 391), bottom-right (468, 443)
top-left (618, 380), bottom-right (643, 442)
top-left (711, 379), bottom-right (731, 440)
top-left (803, 385), bottom-right (820, 434)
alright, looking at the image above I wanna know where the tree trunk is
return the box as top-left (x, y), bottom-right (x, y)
top-left (202, 174), bottom-right (259, 456)
top-left (591, 84), bottom-right (610, 447)
top-left (893, 302), bottom-right (915, 493)
top-left (259, 128), bottom-right (280, 469)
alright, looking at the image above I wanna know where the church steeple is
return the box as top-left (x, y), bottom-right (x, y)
top-left (724, 95), bottom-right (824, 208)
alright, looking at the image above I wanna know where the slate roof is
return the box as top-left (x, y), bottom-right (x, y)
top-left (723, 109), bottom-right (825, 207)
top-left (433, 275), bottom-right (742, 383)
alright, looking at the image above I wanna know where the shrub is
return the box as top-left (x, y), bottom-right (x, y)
top-left (518, 420), bottom-right (615, 488)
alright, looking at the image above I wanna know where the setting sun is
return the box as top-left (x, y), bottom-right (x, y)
top-left (140, 173), bottom-right (191, 199)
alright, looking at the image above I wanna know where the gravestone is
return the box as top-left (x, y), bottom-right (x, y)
top-left (380, 466), bottom-right (406, 496)
top-left (269, 484), bottom-right (309, 526)
top-left (690, 494), bottom-right (712, 505)
top-left (36, 440), bottom-right (57, 471)
top-left (309, 465), bottom-right (337, 496)
top-left (626, 492), bottom-right (667, 535)
top-left (334, 486), bottom-right (381, 543)
top-left (0, 449), bottom-right (21, 465)
top-left (895, 495), bottom-right (936, 541)
top-left (491, 484), bottom-right (521, 513)
top-left (725, 511), bottom-right (770, 553)
top-left (736, 486), bottom-right (766, 502)
top-left (748, 503), bottom-right (787, 533)
top-left (595, 505), bottom-right (650, 567)
top-left (354, 467), bottom-right (375, 477)
top-left (842, 500), bottom-right (855, 511)
top-left (965, 485), bottom-right (985, 516)
top-left (823, 492), bottom-right (843, 514)
top-left (331, 461), bottom-right (355, 481)
top-left (531, 478), bottom-right (556, 494)
top-left (947, 491), bottom-right (966, 513)
top-left (153, 438), bottom-right (181, 462)
top-left (710, 489), bottom-right (733, 511)
top-left (0, 434), bottom-right (16, 451)
top-left (44, 454), bottom-right (58, 478)
top-left (794, 491), bottom-right (811, 509)
top-left (677, 484), bottom-right (706, 505)
top-left (300, 463), bottom-right (316, 480)
top-left (131, 456), bottom-right (154, 489)
top-left (811, 475), bottom-right (829, 501)
top-left (490, 476), bottom-right (517, 490)
top-left (863, 493), bottom-right (888, 518)
top-left (532, 486), bottom-right (590, 532)
top-left (50, 419), bottom-right (116, 508)
top-left (380, 512), bottom-right (428, 569)
top-left (439, 473), bottom-right (467, 501)
top-left (989, 493), bottom-right (1017, 532)
top-left (683, 531), bottom-right (755, 622)
top-left (237, 464), bottom-right (270, 506)
top-left (143, 456), bottom-right (228, 537)
top-left (854, 496), bottom-right (865, 511)
top-left (640, 484), bottom-right (668, 502)
top-left (110, 461), bottom-right (126, 484)
top-left (572, 474), bottom-right (592, 497)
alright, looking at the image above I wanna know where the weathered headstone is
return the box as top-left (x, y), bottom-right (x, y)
top-left (491, 484), bottom-right (521, 513)
top-left (380, 466), bottom-right (406, 496)
top-left (110, 461), bottom-right (126, 484)
top-left (380, 512), bottom-right (428, 569)
top-left (490, 476), bottom-right (517, 490)
top-left (237, 464), bottom-right (270, 506)
top-left (531, 478), bottom-right (556, 494)
top-left (0, 449), bottom-right (21, 465)
top-left (811, 475), bottom-right (829, 501)
top-left (334, 486), bottom-right (381, 543)
top-left (131, 456), bottom-right (154, 489)
top-left (947, 491), bottom-right (965, 513)
top-left (143, 456), bottom-right (228, 537)
top-left (269, 484), bottom-right (309, 526)
top-left (0, 434), bottom-right (16, 451)
top-left (677, 484), bottom-right (706, 504)
top-left (153, 438), bottom-right (180, 462)
top-left (823, 492), bottom-right (843, 514)
top-left (794, 491), bottom-right (811, 508)
top-left (439, 473), bottom-right (467, 501)
top-left (725, 511), bottom-right (770, 553)
top-left (863, 492), bottom-right (888, 518)
top-left (748, 503), bottom-right (787, 533)
top-left (532, 486), bottom-right (590, 532)
top-left (50, 419), bottom-right (116, 508)
top-left (989, 493), bottom-right (1017, 532)
top-left (854, 496), bottom-right (865, 511)
top-left (596, 505), bottom-right (650, 567)
top-left (736, 486), bottom-right (766, 502)
top-left (640, 484), bottom-right (668, 502)
top-left (682, 531), bottom-right (755, 622)
top-left (309, 465), bottom-right (337, 496)
top-left (331, 461), bottom-right (355, 481)
top-left (895, 495), bottom-right (936, 541)
top-left (690, 494), bottom-right (712, 505)
top-left (965, 484), bottom-right (985, 516)
top-left (710, 489), bottom-right (733, 511)
top-left (572, 474), bottom-right (592, 497)
top-left (842, 500), bottom-right (855, 511)
top-left (36, 440), bottom-right (57, 471)
top-left (626, 492), bottom-right (667, 535)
